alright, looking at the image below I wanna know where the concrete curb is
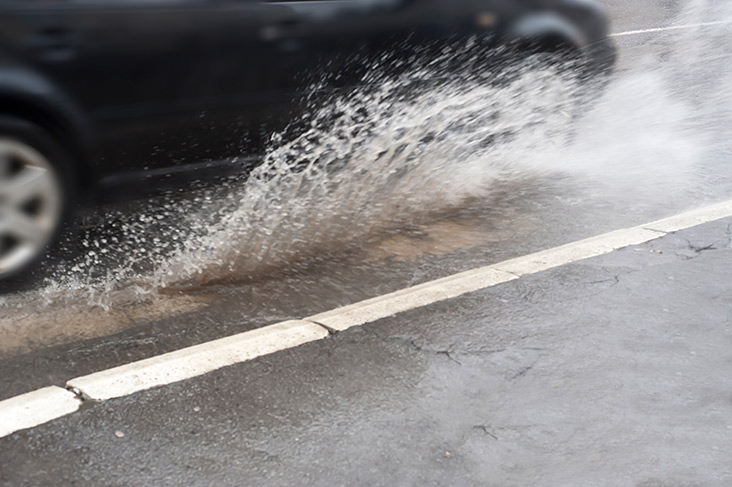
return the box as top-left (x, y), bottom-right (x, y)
top-left (0, 387), bottom-right (81, 438)
top-left (308, 268), bottom-right (518, 331)
top-left (67, 320), bottom-right (329, 402)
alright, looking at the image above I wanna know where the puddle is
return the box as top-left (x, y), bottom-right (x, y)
top-left (366, 207), bottom-right (532, 263)
top-left (0, 294), bottom-right (212, 356)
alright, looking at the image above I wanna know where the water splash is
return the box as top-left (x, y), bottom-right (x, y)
top-left (5, 0), bottom-right (732, 311)
top-left (158, 53), bottom-right (581, 286)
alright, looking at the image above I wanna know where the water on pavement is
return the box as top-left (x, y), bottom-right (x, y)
top-left (1, 0), bottom-right (731, 363)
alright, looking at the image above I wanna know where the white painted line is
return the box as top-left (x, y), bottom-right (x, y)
top-left (492, 227), bottom-right (664, 276)
top-left (642, 200), bottom-right (732, 233)
top-left (309, 201), bottom-right (732, 331)
top-left (308, 228), bottom-right (662, 331)
top-left (611, 20), bottom-right (730, 38)
top-left (6, 200), bottom-right (732, 437)
top-left (67, 320), bottom-right (329, 401)
top-left (309, 268), bottom-right (518, 331)
top-left (0, 386), bottom-right (80, 438)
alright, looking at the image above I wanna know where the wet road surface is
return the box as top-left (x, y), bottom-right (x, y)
top-left (0, 0), bottom-right (730, 451)
top-left (2, 0), bottom-right (732, 400)
top-left (2, 0), bottom-right (732, 484)
top-left (3, 213), bottom-right (732, 486)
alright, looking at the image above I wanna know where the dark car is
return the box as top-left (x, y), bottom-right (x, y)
top-left (0, 0), bottom-right (615, 280)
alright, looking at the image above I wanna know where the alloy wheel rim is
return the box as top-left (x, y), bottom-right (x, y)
top-left (0, 139), bottom-right (62, 276)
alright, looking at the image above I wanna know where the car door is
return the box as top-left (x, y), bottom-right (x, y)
top-left (256, 0), bottom-right (417, 136)
top-left (4, 0), bottom-right (270, 176)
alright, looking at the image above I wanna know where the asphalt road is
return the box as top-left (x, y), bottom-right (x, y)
top-left (3, 0), bottom-right (732, 401)
top-left (2, 1), bottom-right (732, 484)
top-left (3, 211), bottom-right (732, 487)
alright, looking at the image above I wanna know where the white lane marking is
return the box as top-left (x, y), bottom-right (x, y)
top-left (0, 386), bottom-right (81, 438)
top-left (309, 227), bottom-right (663, 331)
top-left (310, 200), bottom-right (732, 331)
top-left (309, 268), bottom-right (518, 331)
top-left (492, 227), bottom-right (664, 277)
top-left (67, 320), bottom-right (328, 402)
top-left (643, 201), bottom-right (732, 233)
top-left (5, 199), bottom-right (732, 437)
top-left (611, 20), bottom-right (730, 37)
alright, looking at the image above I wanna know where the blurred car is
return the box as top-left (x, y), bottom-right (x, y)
top-left (0, 0), bottom-right (615, 280)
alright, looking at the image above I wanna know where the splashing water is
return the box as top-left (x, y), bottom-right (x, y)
top-left (5, 0), bottom-right (732, 311)
top-left (158, 54), bottom-right (581, 287)
top-left (21, 46), bottom-right (585, 309)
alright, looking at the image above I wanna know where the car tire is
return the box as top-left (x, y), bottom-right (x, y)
top-left (0, 115), bottom-right (75, 286)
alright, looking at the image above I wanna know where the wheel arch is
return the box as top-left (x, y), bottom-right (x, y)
top-left (507, 12), bottom-right (587, 57)
top-left (0, 69), bottom-right (95, 191)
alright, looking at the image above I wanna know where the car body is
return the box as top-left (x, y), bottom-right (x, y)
top-left (0, 0), bottom-right (616, 280)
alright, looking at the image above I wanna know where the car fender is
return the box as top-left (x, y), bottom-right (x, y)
top-left (0, 65), bottom-right (93, 183)
top-left (507, 11), bottom-right (587, 51)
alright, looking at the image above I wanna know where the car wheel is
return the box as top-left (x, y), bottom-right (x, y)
top-left (0, 118), bottom-right (72, 282)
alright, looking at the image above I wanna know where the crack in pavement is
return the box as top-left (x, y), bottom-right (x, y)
top-left (588, 275), bottom-right (621, 287)
top-left (361, 328), bottom-right (516, 365)
top-left (687, 241), bottom-right (717, 253)
top-left (361, 328), bottom-right (546, 381)
top-left (674, 239), bottom-right (720, 260)
top-left (472, 425), bottom-right (499, 440)
top-left (509, 362), bottom-right (537, 381)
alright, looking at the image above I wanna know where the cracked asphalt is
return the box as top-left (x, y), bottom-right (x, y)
top-left (2, 217), bottom-right (732, 487)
